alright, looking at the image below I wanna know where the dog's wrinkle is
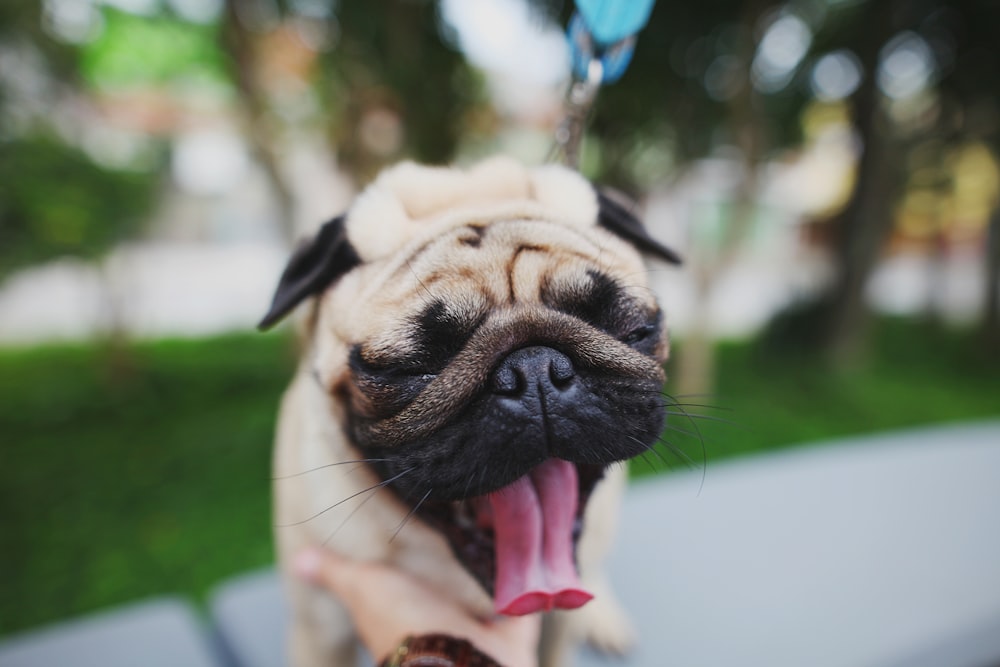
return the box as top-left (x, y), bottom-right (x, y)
top-left (540, 270), bottom-right (656, 340)
top-left (505, 243), bottom-right (551, 305)
top-left (412, 299), bottom-right (489, 373)
top-left (357, 310), bottom-right (663, 447)
top-left (358, 374), bottom-right (663, 502)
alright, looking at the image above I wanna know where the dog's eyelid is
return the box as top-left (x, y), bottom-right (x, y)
top-left (541, 271), bottom-right (628, 327)
top-left (618, 310), bottom-right (663, 351)
top-left (621, 322), bottom-right (656, 343)
top-left (349, 345), bottom-right (377, 372)
top-left (350, 345), bottom-right (399, 374)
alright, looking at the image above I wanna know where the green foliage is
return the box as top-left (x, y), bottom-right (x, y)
top-left (0, 0), bottom-right (81, 88)
top-left (0, 333), bottom-right (297, 634)
top-left (0, 134), bottom-right (158, 278)
top-left (1, 320), bottom-right (997, 635)
top-left (81, 8), bottom-right (230, 91)
top-left (316, 0), bottom-right (483, 178)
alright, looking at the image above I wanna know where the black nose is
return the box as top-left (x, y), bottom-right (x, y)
top-left (491, 346), bottom-right (575, 396)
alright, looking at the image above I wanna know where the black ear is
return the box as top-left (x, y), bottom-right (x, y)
top-left (596, 191), bottom-right (682, 265)
top-left (257, 215), bottom-right (361, 330)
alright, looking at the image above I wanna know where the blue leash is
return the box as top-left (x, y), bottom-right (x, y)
top-left (575, 0), bottom-right (656, 45)
top-left (554, 0), bottom-right (657, 167)
top-left (570, 0), bottom-right (655, 83)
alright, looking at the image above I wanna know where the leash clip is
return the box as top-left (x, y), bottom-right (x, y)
top-left (552, 6), bottom-right (646, 170)
top-left (552, 57), bottom-right (602, 169)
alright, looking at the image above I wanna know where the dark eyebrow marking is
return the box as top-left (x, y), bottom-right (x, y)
top-left (541, 269), bottom-right (642, 334)
top-left (391, 225), bottom-right (489, 281)
top-left (458, 225), bottom-right (487, 248)
top-left (412, 299), bottom-right (488, 372)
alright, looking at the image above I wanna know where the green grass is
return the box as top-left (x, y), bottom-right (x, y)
top-left (0, 333), bottom-right (298, 635)
top-left (1, 320), bottom-right (997, 635)
top-left (640, 319), bottom-right (1000, 476)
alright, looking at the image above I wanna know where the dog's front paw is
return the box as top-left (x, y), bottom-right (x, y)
top-left (578, 588), bottom-right (637, 655)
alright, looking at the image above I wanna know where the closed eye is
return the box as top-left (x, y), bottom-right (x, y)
top-left (619, 311), bottom-right (662, 355)
top-left (621, 324), bottom-right (656, 345)
top-left (347, 345), bottom-right (436, 418)
top-left (349, 346), bottom-right (439, 379)
top-left (541, 269), bottom-right (630, 332)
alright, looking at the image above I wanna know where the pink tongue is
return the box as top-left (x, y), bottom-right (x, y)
top-left (487, 458), bottom-right (593, 616)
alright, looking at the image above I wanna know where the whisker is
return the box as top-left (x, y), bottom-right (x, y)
top-left (666, 393), bottom-right (731, 403)
top-left (390, 488), bottom-right (434, 543)
top-left (635, 451), bottom-right (659, 473)
top-left (406, 258), bottom-right (435, 306)
top-left (272, 459), bottom-right (390, 480)
top-left (661, 399), bottom-right (733, 412)
top-left (654, 437), bottom-right (697, 469)
top-left (276, 468), bottom-right (412, 527)
top-left (664, 410), bottom-right (744, 428)
top-left (661, 422), bottom-right (705, 441)
top-left (632, 436), bottom-right (671, 468)
top-left (652, 437), bottom-right (708, 494)
top-left (461, 465), bottom-right (476, 499)
top-left (322, 483), bottom-right (384, 546)
top-left (663, 402), bottom-right (708, 492)
top-left (476, 464), bottom-right (490, 495)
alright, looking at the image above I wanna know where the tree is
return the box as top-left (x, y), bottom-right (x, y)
top-left (0, 2), bottom-right (160, 282)
top-left (0, 135), bottom-right (156, 278)
top-left (217, 0), bottom-right (486, 245)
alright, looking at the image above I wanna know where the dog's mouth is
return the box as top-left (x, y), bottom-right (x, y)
top-left (415, 459), bottom-right (605, 616)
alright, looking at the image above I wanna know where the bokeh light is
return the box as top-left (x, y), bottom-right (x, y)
top-left (878, 31), bottom-right (936, 101)
top-left (752, 12), bottom-right (812, 93)
top-left (810, 50), bottom-right (862, 101)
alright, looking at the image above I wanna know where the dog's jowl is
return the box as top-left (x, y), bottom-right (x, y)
top-left (261, 157), bottom-right (680, 667)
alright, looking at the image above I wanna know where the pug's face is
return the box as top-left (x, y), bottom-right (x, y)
top-left (336, 216), bottom-right (667, 489)
top-left (261, 160), bottom-right (679, 616)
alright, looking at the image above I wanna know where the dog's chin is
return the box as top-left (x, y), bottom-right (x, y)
top-left (398, 459), bottom-right (608, 616)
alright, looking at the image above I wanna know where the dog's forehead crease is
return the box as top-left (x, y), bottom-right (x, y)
top-left (382, 221), bottom-right (636, 304)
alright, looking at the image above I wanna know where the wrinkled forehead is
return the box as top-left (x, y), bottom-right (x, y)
top-left (313, 217), bottom-right (658, 375)
top-left (340, 157), bottom-right (602, 263)
top-left (365, 218), bottom-right (647, 304)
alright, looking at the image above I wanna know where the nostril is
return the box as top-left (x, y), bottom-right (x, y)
top-left (491, 346), bottom-right (575, 396)
top-left (492, 364), bottom-right (522, 395)
top-left (549, 354), bottom-right (574, 387)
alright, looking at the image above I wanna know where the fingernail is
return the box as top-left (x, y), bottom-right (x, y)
top-left (293, 547), bottom-right (321, 581)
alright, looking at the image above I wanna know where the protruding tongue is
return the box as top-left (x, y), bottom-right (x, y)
top-left (487, 458), bottom-right (593, 616)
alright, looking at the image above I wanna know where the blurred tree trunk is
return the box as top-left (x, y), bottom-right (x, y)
top-left (674, 0), bottom-right (767, 398)
top-left (984, 205), bottom-right (1000, 348)
top-left (812, 1), bottom-right (899, 366)
top-left (318, 0), bottom-right (471, 185)
top-left (220, 0), bottom-right (297, 246)
top-left (96, 257), bottom-right (135, 383)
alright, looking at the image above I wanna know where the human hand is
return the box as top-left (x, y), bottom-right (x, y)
top-left (294, 547), bottom-right (541, 667)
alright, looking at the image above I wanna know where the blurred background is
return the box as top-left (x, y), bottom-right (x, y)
top-left (1, 0), bottom-right (998, 638)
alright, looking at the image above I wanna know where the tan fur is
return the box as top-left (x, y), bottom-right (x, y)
top-left (343, 157), bottom-right (600, 264)
top-left (272, 160), bottom-right (667, 666)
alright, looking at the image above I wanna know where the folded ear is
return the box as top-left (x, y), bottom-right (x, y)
top-left (257, 215), bottom-right (361, 330)
top-left (596, 191), bottom-right (682, 265)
